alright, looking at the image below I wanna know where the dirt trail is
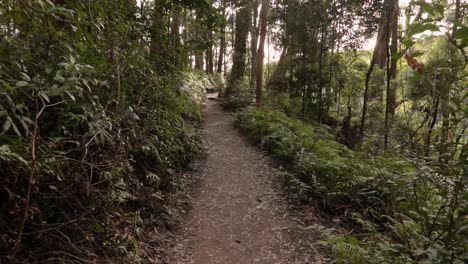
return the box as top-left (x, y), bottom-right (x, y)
top-left (169, 99), bottom-right (324, 264)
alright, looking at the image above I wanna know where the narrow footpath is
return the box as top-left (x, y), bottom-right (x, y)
top-left (169, 98), bottom-right (326, 264)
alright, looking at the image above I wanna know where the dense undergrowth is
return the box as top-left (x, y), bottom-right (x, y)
top-left (221, 79), bottom-right (256, 110)
top-left (0, 1), bottom-right (215, 262)
top-left (235, 107), bottom-right (467, 263)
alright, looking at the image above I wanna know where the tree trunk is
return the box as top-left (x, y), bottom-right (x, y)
top-left (217, 31), bottom-right (226, 74)
top-left (385, 0), bottom-right (399, 149)
top-left (317, 23), bottom-right (327, 123)
top-left (195, 51), bottom-right (204, 70)
top-left (327, 40), bottom-right (335, 115)
top-left (360, 57), bottom-right (375, 134)
top-left (389, 0), bottom-right (399, 116)
top-left (227, 3), bottom-right (251, 95)
top-left (206, 30), bottom-right (214, 74)
top-left (360, 0), bottom-right (392, 135)
top-left (384, 45), bottom-right (392, 149)
top-left (170, 6), bottom-right (181, 51)
top-left (250, 0), bottom-right (260, 89)
top-left (151, 0), bottom-right (165, 59)
top-left (217, 0), bottom-right (227, 74)
top-left (255, 0), bottom-right (269, 106)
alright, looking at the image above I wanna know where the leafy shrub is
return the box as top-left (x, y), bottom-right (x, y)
top-left (222, 92), bottom-right (256, 110)
top-left (236, 107), bottom-right (410, 209)
top-left (178, 71), bottom-right (209, 105)
top-left (222, 79), bottom-right (255, 110)
top-left (0, 1), bottom-right (203, 262)
top-left (207, 73), bottom-right (226, 94)
top-left (235, 107), bottom-right (466, 263)
top-left (264, 92), bottom-right (307, 119)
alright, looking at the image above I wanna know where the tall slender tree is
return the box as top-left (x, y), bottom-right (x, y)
top-left (227, 0), bottom-right (251, 95)
top-left (250, 0), bottom-right (260, 89)
top-left (206, 30), bottom-right (214, 73)
top-left (360, 0), bottom-right (393, 135)
top-left (255, 0), bottom-right (269, 106)
top-left (170, 6), bottom-right (181, 50)
top-left (195, 50), bottom-right (204, 70)
top-left (217, 0), bottom-right (227, 74)
top-left (384, 0), bottom-right (399, 149)
top-left (151, 0), bottom-right (166, 59)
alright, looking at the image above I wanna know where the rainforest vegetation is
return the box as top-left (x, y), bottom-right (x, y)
top-left (0, 0), bottom-right (466, 263)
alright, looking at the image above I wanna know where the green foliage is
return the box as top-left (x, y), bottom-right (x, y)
top-left (235, 107), bottom-right (409, 208)
top-left (268, 0), bottom-right (384, 121)
top-left (235, 107), bottom-right (467, 263)
top-left (207, 72), bottom-right (226, 94)
top-left (264, 92), bottom-right (305, 119)
top-left (179, 71), bottom-right (209, 105)
top-left (0, 0), bottom-right (206, 261)
top-left (222, 78), bottom-right (255, 110)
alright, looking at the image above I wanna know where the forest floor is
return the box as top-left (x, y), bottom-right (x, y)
top-left (166, 97), bottom-right (330, 264)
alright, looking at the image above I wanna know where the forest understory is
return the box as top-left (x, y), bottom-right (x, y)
top-left (1, 0), bottom-right (466, 263)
